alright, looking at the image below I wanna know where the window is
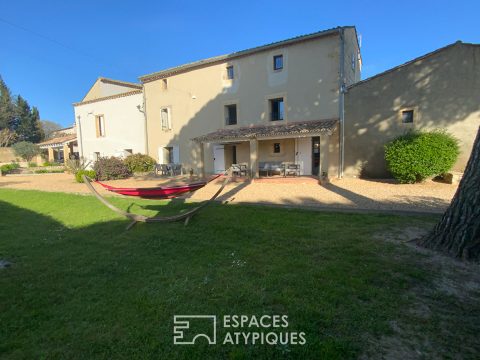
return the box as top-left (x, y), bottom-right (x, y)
top-left (226, 65), bottom-right (234, 80)
top-left (351, 53), bottom-right (356, 71)
top-left (270, 98), bottom-right (284, 121)
top-left (273, 55), bottom-right (283, 70)
top-left (161, 108), bottom-right (171, 130)
top-left (401, 110), bottom-right (414, 123)
top-left (225, 104), bottom-right (237, 125)
top-left (162, 79), bottom-right (168, 90)
top-left (273, 143), bottom-right (281, 153)
top-left (94, 152), bottom-right (100, 161)
top-left (95, 115), bottom-right (105, 137)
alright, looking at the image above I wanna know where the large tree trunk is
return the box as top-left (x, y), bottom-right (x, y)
top-left (418, 127), bottom-right (480, 261)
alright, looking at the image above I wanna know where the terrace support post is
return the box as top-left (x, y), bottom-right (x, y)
top-left (63, 144), bottom-right (70, 164)
top-left (319, 134), bottom-right (330, 184)
top-left (249, 139), bottom-right (259, 179)
top-left (47, 147), bottom-right (54, 162)
top-left (199, 142), bottom-right (206, 178)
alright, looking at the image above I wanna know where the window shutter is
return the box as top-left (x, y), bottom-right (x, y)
top-left (95, 117), bottom-right (100, 137)
top-left (157, 146), bottom-right (165, 164)
top-left (172, 145), bottom-right (180, 164)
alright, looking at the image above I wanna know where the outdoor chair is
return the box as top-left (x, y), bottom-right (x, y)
top-left (155, 164), bottom-right (169, 176)
top-left (284, 163), bottom-right (301, 177)
top-left (232, 163), bottom-right (248, 177)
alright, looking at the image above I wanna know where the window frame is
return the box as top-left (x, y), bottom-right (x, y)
top-left (160, 107), bottom-right (172, 130)
top-left (269, 98), bottom-right (285, 121)
top-left (95, 114), bottom-right (106, 137)
top-left (273, 54), bottom-right (283, 71)
top-left (273, 143), bottom-right (281, 153)
top-left (225, 104), bottom-right (238, 126)
top-left (226, 65), bottom-right (234, 80)
top-left (400, 108), bottom-right (415, 124)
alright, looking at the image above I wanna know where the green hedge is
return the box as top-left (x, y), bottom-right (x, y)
top-left (124, 153), bottom-right (157, 173)
top-left (93, 157), bottom-right (131, 181)
top-left (1, 163), bottom-right (20, 175)
top-left (384, 130), bottom-right (459, 183)
top-left (75, 170), bottom-right (97, 183)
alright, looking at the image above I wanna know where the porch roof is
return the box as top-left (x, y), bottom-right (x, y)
top-left (192, 119), bottom-right (338, 143)
top-left (38, 134), bottom-right (77, 149)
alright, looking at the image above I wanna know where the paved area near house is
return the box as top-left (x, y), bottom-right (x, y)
top-left (0, 173), bottom-right (457, 213)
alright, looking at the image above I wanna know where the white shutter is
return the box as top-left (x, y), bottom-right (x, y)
top-left (157, 146), bottom-right (165, 164)
top-left (172, 145), bottom-right (180, 164)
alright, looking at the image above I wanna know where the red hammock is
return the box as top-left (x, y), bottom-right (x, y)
top-left (95, 174), bottom-right (222, 198)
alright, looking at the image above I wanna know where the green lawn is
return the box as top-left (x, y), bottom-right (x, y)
top-left (0, 189), bottom-right (478, 359)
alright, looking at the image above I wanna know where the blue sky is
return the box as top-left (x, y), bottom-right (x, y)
top-left (0, 0), bottom-right (478, 127)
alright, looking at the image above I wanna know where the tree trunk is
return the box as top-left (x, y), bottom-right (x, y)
top-left (418, 127), bottom-right (480, 261)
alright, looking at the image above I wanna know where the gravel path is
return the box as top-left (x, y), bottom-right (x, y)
top-left (0, 173), bottom-right (457, 213)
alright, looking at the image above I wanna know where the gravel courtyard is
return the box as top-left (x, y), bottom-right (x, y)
top-left (0, 173), bottom-right (457, 213)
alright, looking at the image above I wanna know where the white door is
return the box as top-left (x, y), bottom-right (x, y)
top-left (296, 137), bottom-right (312, 175)
top-left (172, 145), bottom-right (180, 164)
top-left (213, 145), bottom-right (225, 174)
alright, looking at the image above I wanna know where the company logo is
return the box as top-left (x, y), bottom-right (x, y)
top-left (173, 314), bottom-right (306, 346)
top-left (173, 315), bottom-right (217, 345)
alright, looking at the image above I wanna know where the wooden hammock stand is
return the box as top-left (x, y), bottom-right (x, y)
top-left (82, 170), bottom-right (231, 230)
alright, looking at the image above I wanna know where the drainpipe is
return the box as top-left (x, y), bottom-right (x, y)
top-left (338, 28), bottom-right (346, 178)
top-left (141, 84), bottom-right (149, 155)
top-left (76, 115), bottom-right (84, 159)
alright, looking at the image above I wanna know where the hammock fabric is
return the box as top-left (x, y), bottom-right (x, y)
top-left (95, 174), bottom-right (221, 198)
top-left (82, 171), bottom-right (230, 230)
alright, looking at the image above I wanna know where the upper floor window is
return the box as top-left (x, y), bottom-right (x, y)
top-left (273, 55), bottom-right (283, 71)
top-left (226, 65), bottom-right (234, 80)
top-left (401, 109), bottom-right (414, 123)
top-left (351, 53), bottom-right (356, 71)
top-left (95, 115), bottom-right (105, 137)
top-left (225, 104), bottom-right (237, 125)
top-left (161, 108), bottom-right (171, 130)
top-left (270, 98), bottom-right (284, 121)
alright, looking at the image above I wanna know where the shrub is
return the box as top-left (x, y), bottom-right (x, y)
top-left (93, 157), bottom-right (131, 181)
top-left (65, 158), bottom-right (91, 174)
top-left (384, 130), bottom-right (460, 183)
top-left (75, 170), bottom-right (97, 183)
top-left (124, 153), bottom-right (157, 173)
top-left (43, 161), bottom-right (54, 167)
top-left (12, 141), bottom-right (40, 161)
top-left (35, 169), bottom-right (65, 174)
top-left (28, 162), bottom-right (38, 168)
top-left (0, 163), bottom-right (20, 175)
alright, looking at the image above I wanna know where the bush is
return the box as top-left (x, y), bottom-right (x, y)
top-left (385, 130), bottom-right (460, 183)
top-left (12, 141), bottom-right (40, 161)
top-left (35, 169), bottom-right (65, 174)
top-left (93, 157), bottom-right (131, 181)
top-left (65, 158), bottom-right (91, 174)
top-left (75, 170), bottom-right (97, 183)
top-left (43, 161), bottom-right (54, 167)
top-left (124, 153), bottom-right (157, 173)
top-left (28, 162), bottom-right (38, 168)
top-left (0, 163), bottom-right (20, 175)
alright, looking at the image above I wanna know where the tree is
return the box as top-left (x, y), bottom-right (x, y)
top-left (12, 141), bottom-right (40, 162)
top-left (14, 96), bottom-right (44, 143)
top-left (0, 128), bottom-right (17, 147)
top-left (0, 76), bottom-right (15, 130)
top-left (41, 120), bottom-right (62, 139)
top-left (418, 126), bottom-right (480, 261)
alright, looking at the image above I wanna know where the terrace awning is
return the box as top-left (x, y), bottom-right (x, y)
top-left (192, 119), bottom-right (338, 143)
top-left (38, 134), bottom-right (77, 149)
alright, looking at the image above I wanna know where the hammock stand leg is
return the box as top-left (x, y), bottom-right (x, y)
top-left (126, 220), bottom-right (138, 231)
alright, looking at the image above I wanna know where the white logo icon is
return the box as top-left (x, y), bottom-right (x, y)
top-left (173, 315), bottom-right (217, 345)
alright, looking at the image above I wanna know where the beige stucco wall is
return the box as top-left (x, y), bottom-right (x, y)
top-left (143, 32), bottom-right (352, 175)
top-left (344, 43), bottom-right (480, 178)
top-left (258, 139), bottom-right (295, 163)
top-left (82, 80), bottom-right (139, 102)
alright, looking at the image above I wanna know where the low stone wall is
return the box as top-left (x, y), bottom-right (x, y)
top-left (0, 148), bottom-right (17, 163)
